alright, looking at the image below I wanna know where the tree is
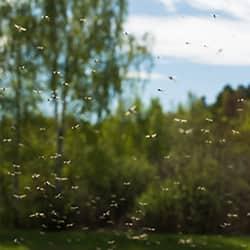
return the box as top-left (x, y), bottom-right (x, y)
top-left (30, 0), bottom-right (151, 184)
top-left (0, 0), bottom-right (39, 225)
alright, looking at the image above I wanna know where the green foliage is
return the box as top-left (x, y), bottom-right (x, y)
top-left (1, 82), bottom-right (250, 233)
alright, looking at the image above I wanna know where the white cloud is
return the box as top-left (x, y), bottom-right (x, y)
top-left (126, 15), bottom-right (250, 65)
top-left (127, 71), bottom-right (167, 80)
top-left (157, 0), bottom-right (250, 20)
top-left (158, 0), bottom-right (180, 11)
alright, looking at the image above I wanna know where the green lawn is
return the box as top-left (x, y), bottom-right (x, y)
top-left (0, 230), bottom-right (250, 250)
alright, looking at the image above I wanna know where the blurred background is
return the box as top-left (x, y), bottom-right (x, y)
top-left (1, 0), bottom-right (250, 239)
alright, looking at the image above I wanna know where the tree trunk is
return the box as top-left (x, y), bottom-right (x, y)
top-left (13, 48), bottom-right (22, 227)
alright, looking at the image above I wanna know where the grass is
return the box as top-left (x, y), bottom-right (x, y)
top-left (0, 230), bottom-right (250, 250)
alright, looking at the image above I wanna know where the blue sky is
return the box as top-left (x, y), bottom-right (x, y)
top-left (127, 0), bottom-right (250, 110)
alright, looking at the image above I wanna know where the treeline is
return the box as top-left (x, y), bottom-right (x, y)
top-left (1, 84), bottom-right (250, 234)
